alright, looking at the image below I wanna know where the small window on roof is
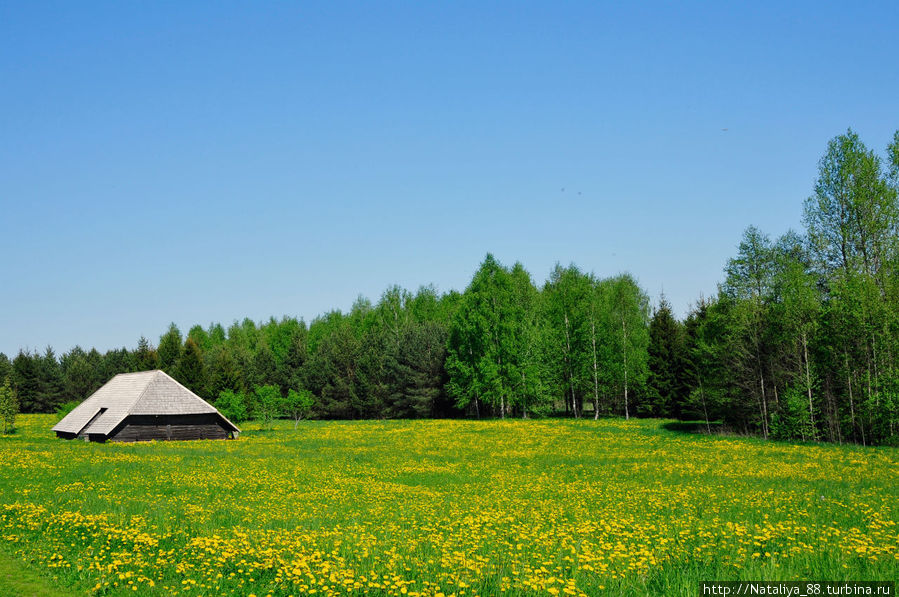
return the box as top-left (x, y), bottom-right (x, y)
top-left (77, 407), bottom-right (108, 437)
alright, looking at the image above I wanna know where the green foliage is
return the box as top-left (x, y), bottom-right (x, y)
top-left (542, 263), bottom-right (593, 418)
top-left (251, 344), bottom-right (278, 390)
top-left (304, 311), bottom-right (364, 419)
top-left (254, 385), bottom-right (283, 430)
top-left (175, 337), bottom-right (205, 395)
top-left (54, 400), bottom-right (81, 421)
top-left (60, 348), bottom-right (102, 402)
top-left (206, 344), bottom-right (244, 398)
top-left (100, 347), bottom-right (135, 380)
top-left (0, 377), bottom-right (18, 434)
top-left (187, 324), bottom-right (211, 353)
top-left (446, 255), bottom-right (546, 418)
top-left (803, 129), bottom-right (896, 278)
top-left (157, 323), bottom-right (183, 373)
top-left (647, 296), bottom-right (688, 417)
top-left (605, 274), bottom-right (651, 419)
top-left (284, 389), bottom-right (315, 428)
top-left (676, 129), bottom-right (899, 445)
top-left (865, 371), bottom-right (899, 445)
top-left (11, 348), bottom-right (64, 413)
top-left (0, 353), bottom-right (10, 386)
top-left (133, 336), bottom-right (159, 371)
top-left (215, 390), bottom-right (249, 424)
top-left (770, 386), bottom-right (815, 441)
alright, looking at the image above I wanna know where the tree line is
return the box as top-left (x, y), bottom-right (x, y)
top-left (645, 129), bottom-right (899, 445)
top-left (1, 128), bottom-right (897, 444)
top-left (0, 267), bottom-right (651, 427)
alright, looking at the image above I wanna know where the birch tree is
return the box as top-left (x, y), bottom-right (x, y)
top-left (722, 226), bottom-right (775, 437)
top-left (606, 274), bottom-right (650, 419)
top-left (543, 264), bottom-right (592, 417)
top-left (446, 255), bottom-right (538, 418)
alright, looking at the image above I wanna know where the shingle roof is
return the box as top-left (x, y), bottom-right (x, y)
top-left (52, 370), bottom-right (239, 436)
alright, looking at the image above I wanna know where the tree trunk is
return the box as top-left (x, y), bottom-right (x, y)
top-left (866, 345), bottom-right (874, 436)
top-left (521, 372), bottom-right (528, 419)
top-left (828, 386), bottom-right (840, 444)
top-left (759, 372), bottom-right (768, 439)
top-left (872, 333), bottom-right (879, 406)
top-left (755, 340), bottom-right (769, 438)
top-left (563, 312), bottom-right (578, 418)
top-left (623, 368), bottom-right (629, 420)
top-left (699, 380), bottom-right (711, 434)
top-left (848, 367), bottom-right (863, 446)
top-left (802, 331), bottom-right (816, 437)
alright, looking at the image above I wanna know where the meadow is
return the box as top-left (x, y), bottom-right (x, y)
top-left (0, 415), bottom-right (896, 596)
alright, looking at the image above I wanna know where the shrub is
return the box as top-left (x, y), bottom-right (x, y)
top-left (770, 386), bottom-right (814, 441)
top-left (216, 390), bottom-right (249, 423)
top-left (254, 385), bottom-right (283, 430)
top-left (55, 401), bottom-right (81, 421)
top-left (285, 389), bottom-right (315, 428)
top-left (0, 378), bottom-right (18, 434)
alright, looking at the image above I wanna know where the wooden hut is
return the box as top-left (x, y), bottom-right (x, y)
top-left (53, 370), bottom-right (240, 442)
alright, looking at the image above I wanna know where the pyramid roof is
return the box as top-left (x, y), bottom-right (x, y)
top-left (52, 370), bottom-right (239, 436)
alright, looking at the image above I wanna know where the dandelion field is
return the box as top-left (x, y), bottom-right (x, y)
top-left (0, 416), bottom-right (897, 596)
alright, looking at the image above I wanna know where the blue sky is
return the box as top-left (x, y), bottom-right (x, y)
top-left (1, 2), bottom-right (897, 356)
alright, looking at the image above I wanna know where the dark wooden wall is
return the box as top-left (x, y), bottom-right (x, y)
top-left (107, 414), bottom-right (233, 442)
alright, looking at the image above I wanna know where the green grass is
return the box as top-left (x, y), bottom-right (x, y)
top-left (0, 546), bottom-right (70, 597)
top-left (0, 415), bottom-right (897, 596)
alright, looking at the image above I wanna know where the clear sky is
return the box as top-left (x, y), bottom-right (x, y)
top-left (1, 2), bottom-right (897, 357)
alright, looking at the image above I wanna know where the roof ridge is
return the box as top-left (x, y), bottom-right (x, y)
top-left (52, 370), bottom-right (158, 435)
top-left (151, 370), bottom-right (240, 431)
top-left (124, 370), bottom-right (160, 417)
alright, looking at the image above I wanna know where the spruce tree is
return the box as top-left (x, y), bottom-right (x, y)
top-left (176, 337), bottom-right (206, 396)
top-left (134, 336), bottom-right (159, 371)
top-left (157, 324), bottom-right (183, 373)
top-left (647, 296), bottom-right (687, 418)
